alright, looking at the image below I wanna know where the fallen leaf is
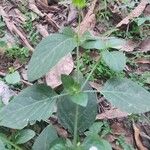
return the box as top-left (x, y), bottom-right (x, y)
top-left (36, 24), bottom-right (49, 37)
top-left (0, 6), bottom-right (34, 51)
top-left (117, 0), bottom-right (149, 27)
top-left (67, 5), bottom-right (77, 25)
top-left (135, 58), bottom-right (150, 64)
top-left (28, 0), bottom-right (45, 17)
top-left (137, 39), bottom-right (150, 52)
top-left (41, 0), bottom-right (48, 5)
top-left (76, 0), bottom-right (97, 35)
top-left (120, 40), bottom-right (138, 52)
top-left (89, 81), bottom-right (102, 92)
top-left (46, 54), bottom-right (74, 88)
top-left (96, 108), bottom-right (128, 120)
top-left (0, 81), bottom-right (16, 105)
top-left (133, 123), bottom-right (148, 150)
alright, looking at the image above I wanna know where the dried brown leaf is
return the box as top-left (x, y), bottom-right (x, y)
top-left (76, 0), bottom-right (97, 35)
top-left (46, 54), bottom-right (74, 88)
top-left (96, 108), bottom-right (128, 120)
top-left (133, 123), bottom-right (148, 150)
top-left (0, 6), bottom-right (34, 51)
top-left (89, 81), bottom-right (102, 92)
top-left (120, 40), bottom-right (138, 52)
top-left (117, 0), bottom-right (149, 27)
top-left (67, 5), bottom-right (77, 25)
top-left (36, 24), bottom-right (49, 37)
top-left (0, 81), bottom-right (16, 105)
top-left (138, 39), bottom-right (150, 52)
top-left (28, 0), bottom-right (45, 17)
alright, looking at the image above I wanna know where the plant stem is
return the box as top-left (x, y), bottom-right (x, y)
top-left (76, 9), bottom-right (81, 82)
top-left (73, 105), bottom-right (79, 147)
top-left (0, 136), bottom-right (23, 150)
top-left (81, 58), bottom-right (101, 90)
top-left (73, 10), bottom-right (82, 147)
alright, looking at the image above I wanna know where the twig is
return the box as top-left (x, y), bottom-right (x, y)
top-left (0, 6), bottom-right (34, 51)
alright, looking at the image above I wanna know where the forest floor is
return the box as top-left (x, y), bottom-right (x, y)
top-left (0, 0), bottom-right (150, 149)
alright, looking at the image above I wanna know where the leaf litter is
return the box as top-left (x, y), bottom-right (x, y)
top-left (0, 0), bottom-right (150, 149)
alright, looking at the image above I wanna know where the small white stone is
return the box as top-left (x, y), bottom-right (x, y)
top-left (89, 146), bottom-right (98, 150)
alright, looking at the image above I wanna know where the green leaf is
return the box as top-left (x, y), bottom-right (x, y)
top-left (102, 51), bottom-right (126, 72)
top-left (0, 138), bottom-right (6, 150)
top-left (14, 129), bottom-right (35, 144)
top-left (61, 75), bottom-right (88, 107)
top-left (82, 37), bottom-right (125, 50)
top-left (82, 135), bottom-right (112, 150)
top-left (61, 75), bottom-right (80, 94)
top-left (50, 138), bottom-right (67, 150)
top-left (136, 17), bottom-right (150, 26)
top-left (33, 125), bottom-right (58, 150)
top-left (70, 92), bottom-right (88, 107)
top-left (101, 78), bottom-right (150, 113)
top-left (0, 84), bottom-right (57, 129)
top-left (60, 27), bottom-right (76, 37)
top-left (27, 30), bottom-right (77, 81)
top-left (57, 83), bottom-right (97, 133)
top-left (82, 39), bottom-right (106, 50)
top-left (5, 71), bottom-right (21, 85)
top-left (85, 122), bottom-right (103, 136)
top-left (72, 0), bottom-right (86, 8)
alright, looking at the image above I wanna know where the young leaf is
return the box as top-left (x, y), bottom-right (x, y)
top-left (70, 92), bottom-right (88, 107)
top-left (82, 135), bottom-right (112, 150)
top-left (5, 71), bottom-right (21, 85)
top-left (14, 129), bottom-right (35, 144)
top-left (61, 75), bottom-right (88, 106)
top-left (72, 0), bottom-right (86, 8)
top-left (102, 51), bottom-right (126, 72)
top-left (101, 78), bottom-right (150, 113)
top-left (57, 83), bottom-right (97, 133)
top-left (61, 75), bottom-right (80, 94)
top-left (33, 125), bottom-right (58, 150)
top-left (28, 29), bottom-right (77, 81)
top-left (0, 84), bottom-right (57, 129)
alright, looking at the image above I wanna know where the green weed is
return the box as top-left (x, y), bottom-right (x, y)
top-left (6, 45), bottom-right (29, 62)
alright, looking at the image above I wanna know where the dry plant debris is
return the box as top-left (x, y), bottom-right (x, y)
top-left (117, 0), bottom-right (149, 27)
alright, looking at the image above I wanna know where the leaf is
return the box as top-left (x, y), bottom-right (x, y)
top-left (85, 122), bottom-right (104, 136)
top-left (14, 129), bottom-right (35, 144)
top-left (0, 84), bottom-right (57, 129)
top-left (5, 71), bottom-right (21, 85)
top-left (102, 51), bottom-right (126, 72)
top-left (57, 82), bottom-right (97, 133)
top-left (82, 135), bottom-right (112, 150)
top-left (27, 29), bottom-right (77, 81)
top-left (70, 92), bottom-right (88, 107)
top-left (46, 54), bottom-right (74, 88)
top-left (101, 78), bottom-right (150, 113)
top-left (0, 81), bottom-right (16, 105)
top-left (61, 74), bottom-right (80, 94)
top-left (82, 37), bottom-right (126, 50)
top-left (61, 75), bottom-right (88, 107)
top-left (33, 125), bottom-right (58, 150)
top-left (50, 139), bottom-right (66, 150)
top-left (116, 0), bottom-right (149, 27)
top-left (0, 138), bottom-right (6, 150)
top-left (72, 0), bottom-right (86, 8)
